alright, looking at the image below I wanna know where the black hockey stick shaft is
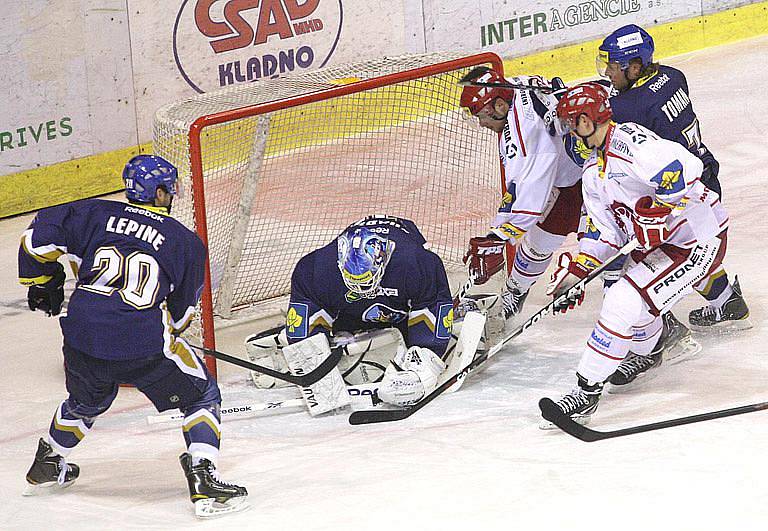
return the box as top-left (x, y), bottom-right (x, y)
top-left (349, 241), bottom-right (638, 425)
top-left (458, 80), bottom-right (560, 93)
top-left (192, 343), bottom-right (342, 386)
top-left (539, 398), bottom-right (768, 442)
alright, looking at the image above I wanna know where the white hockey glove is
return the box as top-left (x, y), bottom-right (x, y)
top-left (546, 252), bottom-right (598, 314)
top-left (378, 346), bottom-right (446, 407)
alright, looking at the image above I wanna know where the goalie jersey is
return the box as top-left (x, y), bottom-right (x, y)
top-left (286, 216), bottom-right (453, 357)
top-left (18, 199), bottom-right (206, 360)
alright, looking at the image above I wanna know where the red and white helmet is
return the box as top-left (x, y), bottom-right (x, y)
top-left (459, 67), bottom-right (515, 116)
top-left (556, 82), bottom-right (612, 130)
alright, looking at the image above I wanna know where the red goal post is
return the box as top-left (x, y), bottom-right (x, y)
top-left (153, 51), bottom-right (508, 378)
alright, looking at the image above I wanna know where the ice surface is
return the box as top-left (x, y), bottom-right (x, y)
top-left (1, 36), bottom-right (767, 530)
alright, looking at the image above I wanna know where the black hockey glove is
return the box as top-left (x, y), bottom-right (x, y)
top-left (28, 262), bottom-right (66, 316)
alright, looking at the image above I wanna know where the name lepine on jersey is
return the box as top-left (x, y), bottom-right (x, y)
top-left (105, 209), bottom-right (167, 251)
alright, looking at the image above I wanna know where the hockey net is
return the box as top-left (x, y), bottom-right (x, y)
top-left (153, 51), bottom-right (506, 377)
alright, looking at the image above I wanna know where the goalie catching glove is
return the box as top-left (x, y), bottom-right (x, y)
top-left (546, 252), bottom-right (600, 314)
top-left (27, 262), bottom-right (66, 316)
top-left (463, 234), bottom-right (507, 285)
top-left (378, 346), bottom-right (446, 407)
top-left (633, 196), bottom-right (671, 250)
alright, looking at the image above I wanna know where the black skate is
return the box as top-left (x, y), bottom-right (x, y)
top-left (540, 374), bottom-right (603, 429)
top-left (608, 351), bottom-right (662, 389)
top-left (501, 285), bottom-right (529, 320)
top-left (23, 438), bottom-right (80, 496)
top-left (689, 277), bottom-right (752, 331)
top-left (658, 312), bottom-right (701, 363)
top-left (180, 453), bottom-right (249, 518)
top-left (608, 312), bottom-right (700, 393)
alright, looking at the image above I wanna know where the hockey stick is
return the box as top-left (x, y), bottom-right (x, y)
top-left (452, 272), bottom-right (478, 307)
top-left (539, 398), bottom-right (768, 442)
top-left (147, 383), bottom-right (385, 424)
top-left (458, 79), bottom-right (561, 93)
top-left (349, 240), bottom-right (638, 425)
top-left (147, 399), bottom-right (306, 425)
top-left (191, 343), bottom-right (343, 387)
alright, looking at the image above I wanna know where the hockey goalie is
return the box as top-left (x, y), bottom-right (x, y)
top-left (244, 215), bottom-right (500, 415)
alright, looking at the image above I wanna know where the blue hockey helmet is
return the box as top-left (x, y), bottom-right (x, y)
top-left (597, 24), bottom-right (655, 76)
top-left (337, 226), bottom-right (393, 297)
top-left (123, 155), bottom-right (178, 204)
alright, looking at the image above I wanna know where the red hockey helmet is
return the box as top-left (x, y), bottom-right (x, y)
top-left (459, 67), bottom-right (515, 116)
top-left (556, 82), bottom-right (612, 130)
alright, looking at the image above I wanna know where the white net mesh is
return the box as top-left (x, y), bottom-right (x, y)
top-left (153, 51), bottom-right (503, 355)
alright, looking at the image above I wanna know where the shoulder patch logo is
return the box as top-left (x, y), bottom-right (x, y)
top-left (436, 304), bottom-right (453, 340)
top-left (651, 160), bottom-right (685, 196)
top-left (286, 303), bottom-right (308, 339)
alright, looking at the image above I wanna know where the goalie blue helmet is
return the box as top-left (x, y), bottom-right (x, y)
top-left (123, 154), bottom-right (178, 204)
top-left (337, 226), bottom-right (393, 297)
top-left (597, 24), bottom-right (655, 76)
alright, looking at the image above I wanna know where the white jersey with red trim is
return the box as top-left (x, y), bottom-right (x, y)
top-left (578, 121), bottom-right (728, 263)
top-left (490, 76), bottom-right (581, 240)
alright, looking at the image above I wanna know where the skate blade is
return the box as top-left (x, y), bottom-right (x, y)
top-left (194, 497), bottom-right (250, 518)
top-left (22, 479), bottom-right (75, 496)
top-left (689, 316), bottom-right (753, 334)
top-left (539, 413), bottom-right (591, 430)
top-left (664, 336), bottom-right (702, 365)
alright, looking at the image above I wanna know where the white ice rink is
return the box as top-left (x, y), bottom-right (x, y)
top-left (2, 35), bottom-right (768, 530)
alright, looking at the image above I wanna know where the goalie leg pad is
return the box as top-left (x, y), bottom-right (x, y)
top-left (378, 346), bottom-right (446, 407)
top-left (282, 334), bottom-right (350, 416)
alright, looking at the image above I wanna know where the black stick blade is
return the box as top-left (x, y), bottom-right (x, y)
top-left (538, 398), bottom-right (601, 442)
top-left (348, 408), bottom-right (413, 425)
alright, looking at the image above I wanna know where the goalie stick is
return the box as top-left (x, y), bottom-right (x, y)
top-left (348, 239), bottom-right (638, 425)
top-left (539, 398), bottom-right (768, 442)
top-left (191, 343), bottom-right (342, 387)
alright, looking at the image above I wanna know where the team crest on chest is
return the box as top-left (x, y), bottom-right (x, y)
top-left (362, 304), bottom-right (407, 324)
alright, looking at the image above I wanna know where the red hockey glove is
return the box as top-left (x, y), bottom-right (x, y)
top-left (633, 196), bottom-right (672, 250)
top-left (546, 252), bottom-right (596, 314)
top-left (463, 235), bottom-right (507, 285)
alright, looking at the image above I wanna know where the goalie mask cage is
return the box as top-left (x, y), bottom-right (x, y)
top-left (153, 51), bottom-right (506, 377)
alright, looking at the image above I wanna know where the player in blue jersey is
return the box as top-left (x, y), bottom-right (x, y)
top-left (18, 155), bottom-right (248, 518)
top-left (596, 25), bottom-right (750, 337)
top-left (283, 215), bottom-right (454, 407)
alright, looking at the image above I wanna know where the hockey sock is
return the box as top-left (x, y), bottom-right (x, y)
top-left (577, 320), bottom-right (633, 382)
top-left (182, 401), bottom-right (221, 467)
top-left (509, 241), bottom-right (554, 291)
top-left (48, 400), bottom-right (95, 457)
top-left (630, 315), bottom-right (663, 356)
top-left (695, 267), bottom-right (733, 308)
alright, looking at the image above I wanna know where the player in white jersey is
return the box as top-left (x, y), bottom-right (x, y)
top-left (460, 67), bottom-right (582, 320)
top-left (542, 84), bottom-right (730, 425)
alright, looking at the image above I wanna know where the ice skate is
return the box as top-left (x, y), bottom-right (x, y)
top-left (180, 453), bottom-right (249, 518)
top-left (658, 312), bottom-right (701, 363)
top-left (607, 351), bottom-right (662, 392)
top-left (540, 375), bottom-right (603, 429)
top-left (501, 284), bottom-right (529, 320)
top-left (689, 277), bottom-right (752, 332)
top-left (23, 438), bottom-right (80, 496)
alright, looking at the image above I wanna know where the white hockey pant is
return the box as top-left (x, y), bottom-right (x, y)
top-left (577, 236), bottom-right (724, 383)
